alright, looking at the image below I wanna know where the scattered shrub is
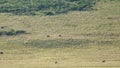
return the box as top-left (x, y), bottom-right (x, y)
top-left (6, 29), bottom-right (16, 36)
top-left (0, 29), bottom-right (27, 36)
top-left (16, 30), bottom-right (26, 35)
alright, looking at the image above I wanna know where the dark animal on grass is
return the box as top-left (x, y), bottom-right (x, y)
top-left (59, 35), bottom-right (62, 37)
top-left (0, 52), bottom-right (4, 54)
top-left (102, 60), bottom-right (106, 62)
top-left (1, 26), bottom-right (7, 29)
top-left (47, 35), bottom-right (50, 37)
top-left (55, 61), bottom-right (58, 64)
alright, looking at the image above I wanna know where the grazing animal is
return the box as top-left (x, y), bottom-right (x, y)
top-left (59, 35), bottom-right (62, 37)
top-left (55, 61), bottom-right (58, 64)
top-left (102, 60), bottom-right (106, 62)
top-left (0, 52), bottom-right (4, 54)
top-left (47, 35), bottom-right (50, 37)
top-left (1, 26), bottom-right (7, 29)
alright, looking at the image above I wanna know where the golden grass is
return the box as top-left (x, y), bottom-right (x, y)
top-left (0, 0), bottom-right (120, 68)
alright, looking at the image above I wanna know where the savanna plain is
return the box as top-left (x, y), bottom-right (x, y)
top-left (0, 0), bottom-right (120, 68)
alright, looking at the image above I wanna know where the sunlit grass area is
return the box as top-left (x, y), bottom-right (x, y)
top-left (0, 0), bottom-right (120, 68)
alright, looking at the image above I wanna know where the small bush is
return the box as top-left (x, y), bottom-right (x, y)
top-left (0, 29), bottom-right (27, 36)
top-left (6, 29), bottom-right (16, 36)
top-left (16, 30), bottom-right (26, 35)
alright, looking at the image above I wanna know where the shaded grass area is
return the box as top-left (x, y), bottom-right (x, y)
top-left (0, 43), bottom-right (120, 68)
top-left (80, 32), bottom-right (120, 37)
top-left (26, 39), bottom-right (119, 47)
top-left (5, 37), bottom-right (119, 48)
top-left (25, 39), bottom-right (93, 48)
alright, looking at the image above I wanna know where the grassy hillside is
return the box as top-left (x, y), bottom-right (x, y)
top-left (0, 0), bottom-right (98, 15)
top-left (0, 0), bottom-right (120, 68)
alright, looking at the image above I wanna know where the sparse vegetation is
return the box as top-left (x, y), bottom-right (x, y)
top-left (0, 0), bottom-right (120, 68)
top-left (0, 28), bottom-right (27, 36)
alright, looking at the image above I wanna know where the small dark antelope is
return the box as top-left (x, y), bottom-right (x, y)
top-left (0, 52), bottom-right (4, 54)
top-left (58, 35), bottom-right (62, 37)
top-left (55, 61), bottom-right (58, 64)
top-left (102, 60), bottom-right (106, 62)
top-left (47, 35), bottom-right (50, 37)
top-left (1, 26), bottom-right (7, 29)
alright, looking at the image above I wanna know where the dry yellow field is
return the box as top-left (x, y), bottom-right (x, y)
top-left (0, 0), bottom-right (120, 68)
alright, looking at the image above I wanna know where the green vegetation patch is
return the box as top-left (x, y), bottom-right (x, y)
top-left (0, 26), bottom-right (27, 36)
top-left (0, 0), bottom-right (99, 15)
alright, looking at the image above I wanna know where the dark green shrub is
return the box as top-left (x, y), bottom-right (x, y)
top-left (0, 29), bottom-right (27, 36)
top-left (16, 30), bottom-right (26, 34)
top-left (6, 29), bottom-right (16, 36)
